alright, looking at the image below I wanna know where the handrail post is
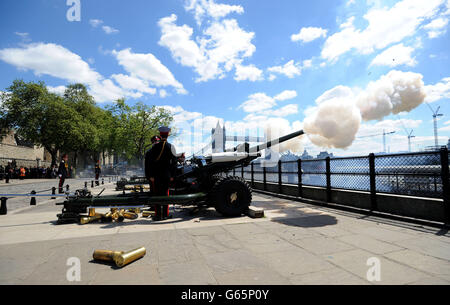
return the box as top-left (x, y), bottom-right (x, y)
top-left (0, 197), bottom-right (7, 215)
top-left (278, 160), bottom-right (282, 194)
top-left (263, 166), bottom-right (267, 191)
top-left (326, 157), bottom-right (331, 203)
top-left (251, 162), bottom-right (254, 187)
top-left (297, 159), bottom-right (302, 198)
top-left (369, 153), bottom-right (377, 212)
top-left (30, 190), bottom-right (36, 206)
top-left (440, 148), bottom-right (450, 224)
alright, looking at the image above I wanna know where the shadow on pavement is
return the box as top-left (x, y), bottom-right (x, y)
top-left (271, 214), bottom-right (338, 228)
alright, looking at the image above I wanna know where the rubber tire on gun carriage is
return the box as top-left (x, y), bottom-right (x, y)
top-left (209, 176), bottom-right (252, 217)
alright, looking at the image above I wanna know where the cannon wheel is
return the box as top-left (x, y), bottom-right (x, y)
top-left (209, 176), bottom-right (252, 216)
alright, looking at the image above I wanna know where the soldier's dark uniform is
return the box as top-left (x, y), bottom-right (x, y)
top-left (145, 127), bottom-right (177, 220)
top-left (57, 158), bottom-right (69, 193)
top-left (95, 163), bottom-right (101, 186)
top-left (4, 163), bottom-right (12, 183)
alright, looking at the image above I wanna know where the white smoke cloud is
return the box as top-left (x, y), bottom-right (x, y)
top-left (356, 70), bottom-right (426, 121)
top-left (304, 95), bottom-right (361, 149)
top-left (303, 70), bottom-right (427, 149)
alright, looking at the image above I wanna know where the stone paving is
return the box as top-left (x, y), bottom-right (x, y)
top-left (0, 181), bottom-right (449, 285)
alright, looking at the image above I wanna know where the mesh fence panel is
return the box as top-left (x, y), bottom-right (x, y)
top-left (375, 152), bottom-right (442, 198)
top-left (329, 156), bottom-right (370, 191)
top-left (226, 150), bottom-right (447, 199)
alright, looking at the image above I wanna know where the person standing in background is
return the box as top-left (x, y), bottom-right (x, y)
top-left (57, 154), bottom-right (69, 193)
top-left (4, 161), bottom-right (12, 183)
top-left (94, 161), bottom-right (101, 186)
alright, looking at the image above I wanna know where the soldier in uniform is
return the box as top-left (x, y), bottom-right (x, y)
top-left (95, 161), bottom-right (101, 186)
top-left (145, 126), bottom-right (177, 221)
top-left (57, 154), bottom-right (69, 193)
top-left (4, 161), bottom-right (12, 183)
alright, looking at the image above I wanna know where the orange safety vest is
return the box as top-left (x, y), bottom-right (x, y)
top-left (20, 168), bottom-right (26, 177)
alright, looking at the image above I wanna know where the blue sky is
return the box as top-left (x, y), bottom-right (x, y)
top-left (0, 0), bottom-right (449, 156)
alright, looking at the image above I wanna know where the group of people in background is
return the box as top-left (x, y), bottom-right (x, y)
top-left (0, 161), bottom-right (74, 183)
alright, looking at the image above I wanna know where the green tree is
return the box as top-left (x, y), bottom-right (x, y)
top-left (108, 99), bottom-right (173, 162)
top-left (0, 80), bottom-right (84, 165)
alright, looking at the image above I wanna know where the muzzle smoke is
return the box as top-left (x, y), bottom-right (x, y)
top-left (303, 70), bottom-right (426, 149)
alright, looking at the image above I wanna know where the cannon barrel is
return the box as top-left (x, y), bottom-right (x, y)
top-left (248, 129), bottom-right (304, 153)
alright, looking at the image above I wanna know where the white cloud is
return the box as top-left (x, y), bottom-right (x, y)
top-left (424, 16), bottom-right (449, 29)
top-left (90, 19), bottom-right (119, 35)
top-left (89, 79), bottom-right (134, 102)
top-left (321, 0), bottom-right (444, 62)
top-left (439, 125), bottom-right (450, 132)
top-left (112, 48), bottom-right (187, 94)
top-left (238, 93), bottom-right (276, 113)
top-left (0, 42), bottom-right (176, 103)
top-left (268, 74), bottom-right (277, 81)
top-left (268, 104), bottom-right (299, 117)
top-left (291, 27), bottom-right (328, 43)
top-left (158, 14), bottom-right (256, 82)
top-left (234, 64), bottom-right (263, 82)
top-left (47, 85), bottom-right (66, 95)
top-left (274, 90), bottom-right (297, 101)
top-left (423, 17), bottom-right (449, 38)
top-left (369, 43), bottom-right (417, 67)
top-left (102, 25), bottom-right (119, 35)
top-left (238, 90), bottom-right (298, 117)
top-left (14, 32), bottom-right (31, 42)
top-left (111, 74), bottom-right (156, 95)
top-left (89, 19), bottom-right (103, 27)
top-left (267, 60), bottom-right (301, 78)
top-left (0, 43), bottom-right (101, 84)
top-left (424, 77), bottom-right (450, 102)
top-left (185, 0), bottom-right (244, 25)
top-left (159, 89), bottom-right (168, 98)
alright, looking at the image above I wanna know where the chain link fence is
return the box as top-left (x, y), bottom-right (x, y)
top-left (228, 148), bottom-right (449, 200)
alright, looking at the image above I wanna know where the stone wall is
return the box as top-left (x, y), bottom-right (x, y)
top-left (0, 130), bottom-right (51, 167)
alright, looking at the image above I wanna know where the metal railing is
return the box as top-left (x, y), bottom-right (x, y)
top-left (227, 148), bottom-right (450, 220)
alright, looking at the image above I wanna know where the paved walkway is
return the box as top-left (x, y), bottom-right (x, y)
top-left (0, 178), bottom-right (113, 212)
top-left (0, 182), bottom-right (449, 285)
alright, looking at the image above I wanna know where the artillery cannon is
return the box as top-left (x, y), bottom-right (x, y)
top-left (56, 129), bottom-right (304, 224)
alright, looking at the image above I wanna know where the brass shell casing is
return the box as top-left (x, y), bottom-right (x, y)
top-left (114, 247), bottom-right (146, 267)
top-left (123, 211), bottom-right (138, 219)
top-left (88, 208), bottom-right (96, 216)
top-left (93, 250), bottom-right (124, 262)
top-left (142, 211), bottom-right (154, 217)
top-left (80, 214), bottom-right (102, 224)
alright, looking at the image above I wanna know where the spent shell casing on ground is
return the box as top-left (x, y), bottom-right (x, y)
top-left (114, 247), bottom-right (146, 267)
top-left (123, 211), bottom-right (138, 219)
top-left (142, 211), bottom-right (154, 217)
top-left (80, 214), bottom-right (102, 224)
top-left (88, 208), bottom-right (96, 216)
top-left (93, 250), bottom-right (124, 262)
